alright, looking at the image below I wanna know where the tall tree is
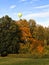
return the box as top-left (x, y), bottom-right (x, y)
top-left (29, 19), bottom-right (36, 38)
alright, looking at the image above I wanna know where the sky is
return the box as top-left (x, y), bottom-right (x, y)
top-left (0, 0), bottom-right (49, 27)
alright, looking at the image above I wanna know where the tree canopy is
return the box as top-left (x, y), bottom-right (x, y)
top-left (0, 15), bottom-right (49, 57)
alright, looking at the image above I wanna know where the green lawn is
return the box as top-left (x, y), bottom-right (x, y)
top-left (0, 55), bottom-right (49, 65)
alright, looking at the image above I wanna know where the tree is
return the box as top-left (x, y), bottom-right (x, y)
top-left (45, 27), bottom-right (49, 45)
top-left (36, 25), bottom-right (45, 41)
top-left (29, 19), bottom-right (36, 38)
top-left (0, 15), bottom-right (22, 56)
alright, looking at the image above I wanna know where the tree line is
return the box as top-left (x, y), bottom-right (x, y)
top-left (0, 15), bottom-right (49, 57)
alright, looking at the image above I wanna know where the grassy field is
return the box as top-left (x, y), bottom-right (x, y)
top-left (0, 54), bottom-right (49, 65)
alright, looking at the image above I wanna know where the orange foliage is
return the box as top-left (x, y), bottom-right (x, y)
top-left (16, 20), bottom-right (44, 54)
top-left (29, 38), bottom-right (44, 53)
top-left (16, 20), bottom-right (32, 41)
top-left (20, 27), bottom-right (32, 37)
top-left (37, 45), bottom-right (44, 53)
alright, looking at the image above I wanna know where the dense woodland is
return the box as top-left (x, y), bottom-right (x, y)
top-left (0, 15), bottom-right (49, 57)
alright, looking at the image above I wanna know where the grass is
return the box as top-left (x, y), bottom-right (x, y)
top-left (0, 54), bottom-right (49, 65)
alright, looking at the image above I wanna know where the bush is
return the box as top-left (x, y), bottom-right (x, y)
top-left (42, 54), bottom-right (49, 58)
top-left (1, 51), bottom-right (8, 57)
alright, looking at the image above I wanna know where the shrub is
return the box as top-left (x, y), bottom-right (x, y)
top-left (1, 51), bottom-right (8, 57)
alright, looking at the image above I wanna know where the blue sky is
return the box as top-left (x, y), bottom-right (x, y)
top-left (0, 0), bottom-right (49, 27)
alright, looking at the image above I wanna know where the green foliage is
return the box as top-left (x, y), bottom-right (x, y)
top-left (0, 15), bottom-right (21, 55)
top-left (19, 43), bottom-right (30, 54)
top-left (29, 19), bottom-right (36, 38)
top-left (1, 51), bottom-right (8, 57)
top-left (0, 15), bottom-right (49, 58)
top-left (42, 46), bottom-right (49, 58)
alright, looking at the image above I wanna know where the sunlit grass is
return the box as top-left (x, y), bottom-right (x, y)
top-left (0, 54), bottom-right (49, 65)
